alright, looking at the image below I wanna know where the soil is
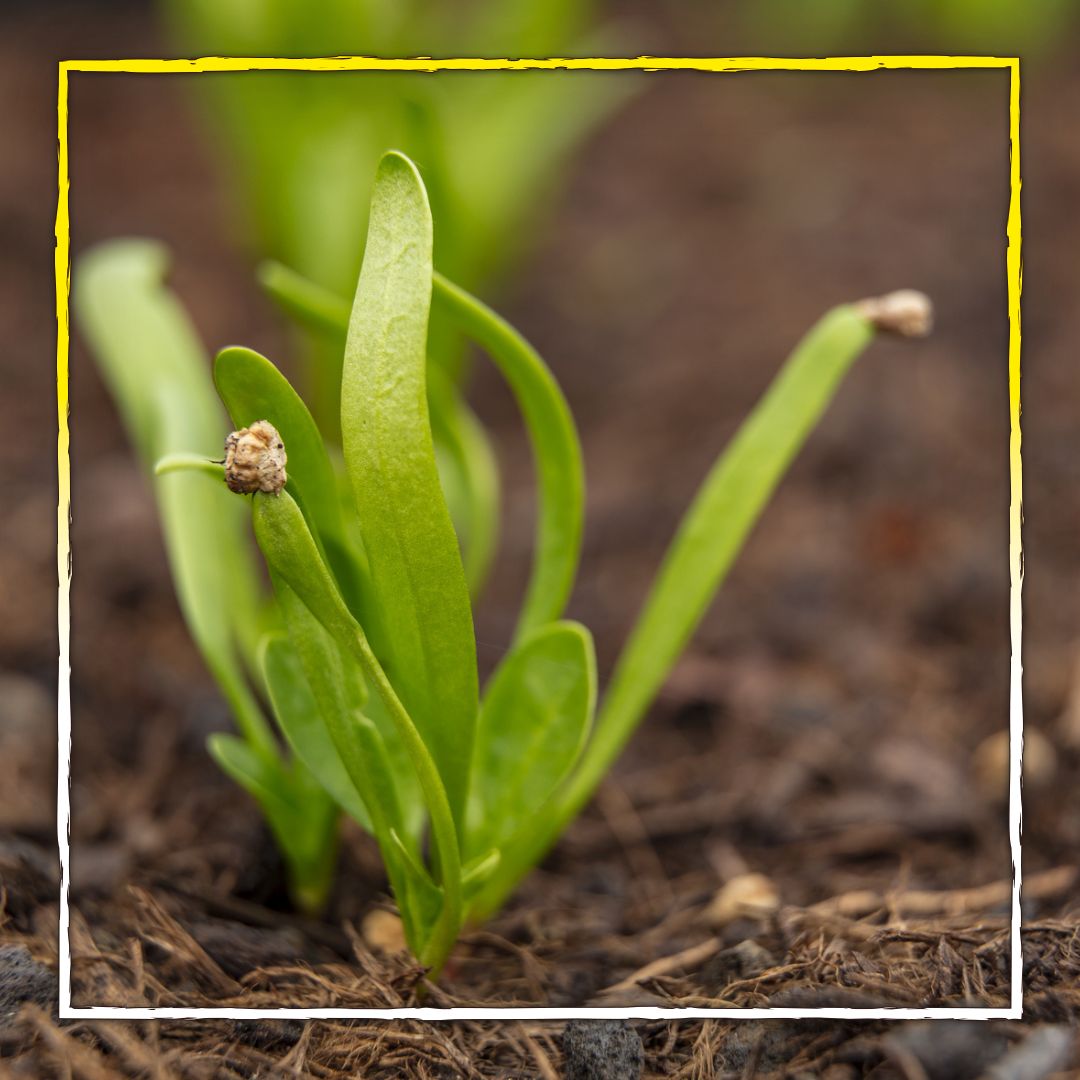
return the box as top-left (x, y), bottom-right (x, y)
top-left (3, 3), bottom-right (1080, 1076)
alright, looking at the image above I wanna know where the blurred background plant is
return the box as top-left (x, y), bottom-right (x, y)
top-left (743, 0), bottom-right (1074, 52)
top-left (160, 0), bottom-right (633, 422)
top-left (677, 0), bottom-right (1078, 57)
top-left (158, 0), bottom-right (636, 596)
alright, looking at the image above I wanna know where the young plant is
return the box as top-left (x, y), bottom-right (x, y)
top-left (76, 151), bottom-right (931, 978)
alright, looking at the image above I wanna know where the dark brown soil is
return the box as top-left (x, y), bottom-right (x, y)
top-left (3, 3), bottom-right (1080, 1076)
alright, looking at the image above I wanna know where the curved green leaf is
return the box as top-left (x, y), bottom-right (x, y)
top-left (432, 272), bottom-right (584, 638)
top-left (427, 365), bottom-right (500, 594)
top-left (215, 345), bottom-right (343, 551)
top-left (466, 621), bottom-right (596, 861)
top-left (213, 345), bottom-right (382, 632)
top-left (271, 579), bottom-right (424, 847)
top-left (340, 151), bottom-right (478, 826)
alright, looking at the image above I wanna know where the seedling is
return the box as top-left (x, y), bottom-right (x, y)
top-left (76, 150), bottom-right (931, 979)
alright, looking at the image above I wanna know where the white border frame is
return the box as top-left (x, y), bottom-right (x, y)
top-left (57, 55), bottom-right (1023, 1020)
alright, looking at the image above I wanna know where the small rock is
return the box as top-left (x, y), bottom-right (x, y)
top-left (983, 1025), bottom-right (1072, 1080)
top-left (361, 909), bottom-right (407, 954)
top-left (0, 946), bottom-right (57, 1034)
top-left (230, 1018), bottom-right (305, 1051)
top-left (973, 729), bottom-right (1055, 801)
top-left (190, 921), bottom-right (323, 980)
top-left (703, 873), bottom-right (779, 928)
top-left (886, 1021), bottom-right (1008, 1080)
top-left (70, 842), bottom-right (132, 898)
top-left (703, 939), bottom-right (776, 990)
top-left (562, 1019), bottom-right (643, 1080)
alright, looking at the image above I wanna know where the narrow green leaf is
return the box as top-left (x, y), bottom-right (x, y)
top-left (215, 346), bottom-right (342, 549)
top-left (461, 848), bottom-right (501, 894)
top-left (592, 306), bottom-right (876, 769)
top-left (472, 301), bottom-right (893, 920)
top-left (258, 259), bottom-right (351, 338)
top-left (153, 453), bottom-right (226, 481)
top-left (427, 365), bottom-right (501, 594)
top-left (261, 634), bottom-right (373, 832)
top-left (340, 151), bottom-right (478, 825)
top-left (207, 732), bottom-right (294, 821)
top-left (466, 621), bottom-right (596, 861)
top-left (260, 257), bottom-right (501, 598)
top-left (271, 579), bottom-right (425, 847)
top-left (388, 829), bottom-right (444, 939)
top-left (265, 597), bottom-right (436, 954)
top-left (74, 240), bottom-right (273, 757)
top-left (432, 272), bottom-right (584, 638)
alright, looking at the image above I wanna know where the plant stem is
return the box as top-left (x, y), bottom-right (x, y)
top-left (343, 628), bottom-right (464, 976)
top-left (252, 491), bottom-right (464, 974)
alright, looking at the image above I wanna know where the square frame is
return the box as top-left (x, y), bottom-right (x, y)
top-left (56, 54), bottom-right (1023, 1021)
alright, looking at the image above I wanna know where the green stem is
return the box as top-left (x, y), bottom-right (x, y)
top-left (251, 491), bottom-right (462, 973)
top-left (342, 627), bottom-right (463, 975)
top-left (154, 452), bottom-right (227, 480)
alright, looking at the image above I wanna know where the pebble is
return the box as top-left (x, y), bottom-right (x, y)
top-left (361, 909), bottom-right (407, 954)
top-left (702, 872), bottom-right (779, 928)
top-left (972, 728), bottom-right (1056, 801)
top-left (562, 1019), bottom-right (643, 1080)
top-left (0, 945), bottom-right (57, 1034)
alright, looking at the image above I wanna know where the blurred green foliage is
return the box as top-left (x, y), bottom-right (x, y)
top-left (738, 0), bottom-right (1075, 55)
top-left (160, 0), bottom-right (633, 424)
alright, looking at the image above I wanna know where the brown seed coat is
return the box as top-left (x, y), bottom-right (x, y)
top-left (224, 420), bottom-right (287, 495)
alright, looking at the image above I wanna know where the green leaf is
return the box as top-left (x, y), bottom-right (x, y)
top-left (461, 848), bottom-right (501, 896)
top-left (595, 305), bottom-right (875, 761)
top-left (340, 151), bottom-right (479, 825)
top-left (207, 732), bottom-right (294, 822)
top-left (260, 634), bottom-right (374, 832)
top-left (207, 733), bottom-right (338, 914)
top-left (74, 240), bottom-right (273, 758)
top-left (259, 258), bottom-right (501, 598)
top-left (388, 829), bottom-right (444, 940)
top-left (432, 273), bottom-right (584, 638)
top-left (472, 301), bottom-right (889, 920)
top-left (213, 344), bottom-right (376, 627)
top-left (427, 365), bottom-right (501, 595)
top-left (258, 259), bottom-right (351, 338)
top-left (271, 579), bottom-right (425, 847)
top-left (215, 346), bottom-right (342, 551)
top-left (264, 602), bottom-right (437, 955)
top-left (466, 621), bottom-right (596, 861)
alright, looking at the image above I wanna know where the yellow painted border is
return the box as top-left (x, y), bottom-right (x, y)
top-left (56, 55), bottom-right (1023, 1019)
